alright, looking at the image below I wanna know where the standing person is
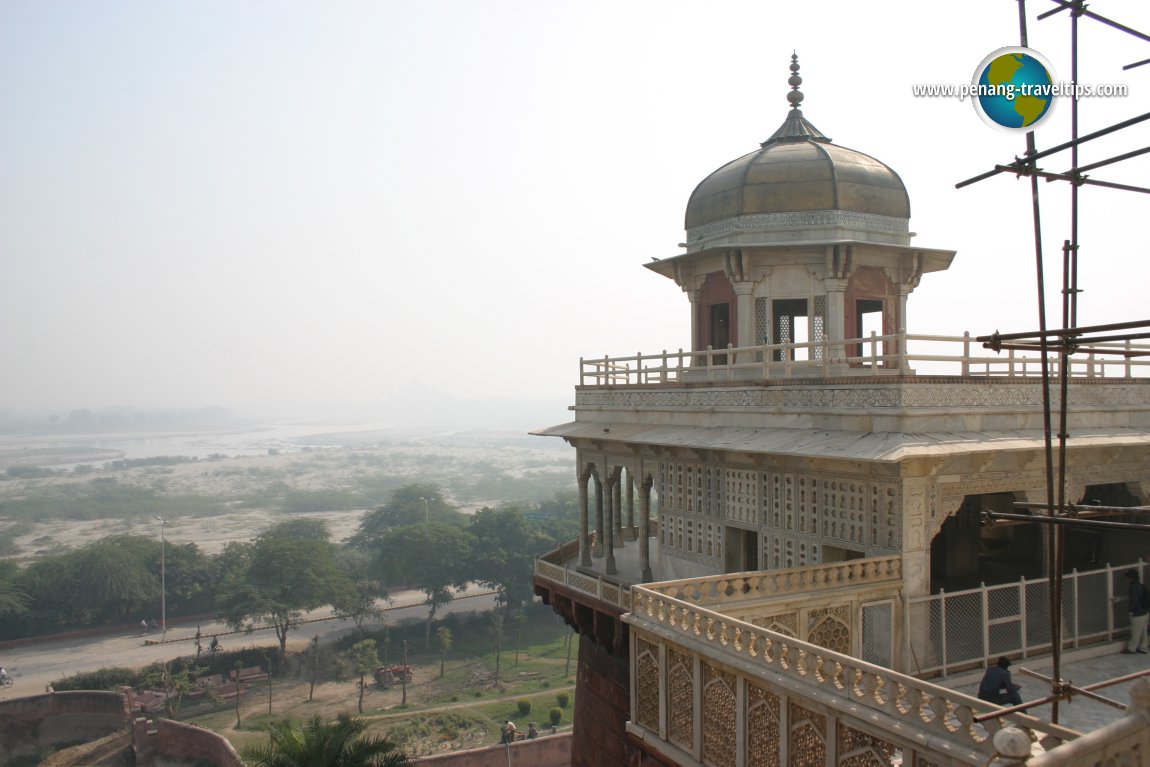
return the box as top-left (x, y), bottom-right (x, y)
top-left (1123, 569), bottom-right (1149, 653)
top-left (977, 656), bottom-right (1022, 706)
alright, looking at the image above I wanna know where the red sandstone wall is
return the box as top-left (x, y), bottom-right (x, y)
top-left (573, 639), bottom-right (631, 767)
top-left (412, 733), bottom-right (571, 767)
top-left (0, 691), bottom-right (127, 763)
top-left (146, 719), bottom-right (243, 767)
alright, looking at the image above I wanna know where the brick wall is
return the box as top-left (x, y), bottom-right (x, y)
top-left (412, 733), bottom-right (571, 767)
top-left (572, 639), bottom-right (631, 767)
top-left (0, 691), bottom-right (127, 764)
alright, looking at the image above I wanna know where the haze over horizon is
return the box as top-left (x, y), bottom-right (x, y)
top-left (3, 2), bottom-right (1147, 427)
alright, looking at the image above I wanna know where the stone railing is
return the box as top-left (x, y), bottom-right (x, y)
top-left (644, 556), bottom-right (902, 608)
top-left (580, 332), bottom-right (1150, 386)
top-left (626, 584), bottom-right (1081, 766)
top-left (534, 555), bottom-right (631, 613)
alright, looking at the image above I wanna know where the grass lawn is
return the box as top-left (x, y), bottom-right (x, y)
top-left (184, 605), bottom-right (579, 758)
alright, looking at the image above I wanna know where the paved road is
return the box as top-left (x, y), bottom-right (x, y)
top-left (0, 588), bottom-right (497, 699)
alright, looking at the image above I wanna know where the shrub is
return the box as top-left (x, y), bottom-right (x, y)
top-left (549, 707), bottom-right (563, 726)
top-left (52, 665), bottom-right (146, 691)
top-left (517, 698), bottom-right (532, 717)
top-left (556, 691), bottom-right (570, 708)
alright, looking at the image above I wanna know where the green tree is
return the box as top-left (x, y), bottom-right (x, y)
top-left (491, 612), bottom-right (504, 687)
top-left (333, 549), bottom-right (387, 639)
top-left (216, 520), bottom-right (353, 667)
top-left (436, 626), bottom-right (452, 678)
top-left (350, 484), bottom-right (463, 549)
top-left (242, 713), bottom-right (410, 767)
top-left (375, 522), bottom-right (471, 646)
top-left (345, 639), bottom-right (381, 714)
top-left (34, 534), bottom-right (161, 625)
top-left (140, 659), bottom-right (204, 719)
top-left (306, 635), bottom-right (321, 702)
top-left (535, 490), bottom-right (582, 548)
top-left (468, 507), bottom-right (551, 612)
top-left (511, 609), bottom-right (526, 666)
top-left (12, 553), bottom-right (73, 633)
top-left (0, 561), bottom-right (27, 619)
top-left (161, 541), bottom-right (215, 616)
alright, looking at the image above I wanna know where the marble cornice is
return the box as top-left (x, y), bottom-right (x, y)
top-left (575, 380), bottom-right (1150, 411)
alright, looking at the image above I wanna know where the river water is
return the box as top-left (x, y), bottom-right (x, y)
top-left (0, 420), bottom-right (408, 465)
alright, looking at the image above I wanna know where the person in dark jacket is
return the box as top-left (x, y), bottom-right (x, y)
top-left (977, 656), bottom-right (1022, 706)
top-left (1124, 569), bottom-right (1148, 653)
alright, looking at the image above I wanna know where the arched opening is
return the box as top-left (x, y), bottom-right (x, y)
top-left (929, 484), bottom-right (1150, 593)
top-left (929, 492), bottom-right (1043, 592)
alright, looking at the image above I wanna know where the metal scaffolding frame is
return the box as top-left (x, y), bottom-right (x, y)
top-left (957, 0), bottom-right (1150, 725)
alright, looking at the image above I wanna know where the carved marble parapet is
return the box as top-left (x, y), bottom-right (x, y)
top-left (576, 380), bottom-right (1150, 412)
top-left (686, 210), bottom-right (911, 249)
top-left (626, 585), bottom-right (1079, 767)
top-left (645, 556), bottom-right (902, 607)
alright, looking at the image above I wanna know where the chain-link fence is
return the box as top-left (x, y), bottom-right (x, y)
top-left (903, 562), bottom-right (1142, 677)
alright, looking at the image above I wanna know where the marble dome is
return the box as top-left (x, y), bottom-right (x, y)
top-left (685, 56), bottom-right (910, 234)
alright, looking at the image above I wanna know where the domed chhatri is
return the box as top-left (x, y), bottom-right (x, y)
top-left (684, 54), bottom-right (911, 250)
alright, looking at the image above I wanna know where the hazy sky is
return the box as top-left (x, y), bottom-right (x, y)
top-left (2, 2), bottom-right (1147, 424)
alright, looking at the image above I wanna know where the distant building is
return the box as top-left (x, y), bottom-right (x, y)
top-left (534, 56), bottom-right (1150, 767)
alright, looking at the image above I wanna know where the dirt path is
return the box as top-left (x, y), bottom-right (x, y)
top-left (0, 588), bottom-right (496, 700)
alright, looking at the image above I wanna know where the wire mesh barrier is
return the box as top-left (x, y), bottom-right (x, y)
top-left (905, 563), bottom-right (1140, 677)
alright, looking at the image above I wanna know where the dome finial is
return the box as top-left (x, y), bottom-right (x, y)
top-left (760, 52), bottom-right (830, 147)
top-left (787, 51), bottom-right (804, 111)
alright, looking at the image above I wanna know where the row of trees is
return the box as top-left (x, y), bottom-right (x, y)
top-left (0, 483), bottom-right (579, 648)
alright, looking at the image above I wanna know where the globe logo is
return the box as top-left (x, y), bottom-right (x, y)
top-left (971, 47), bottom-right (1057, 132)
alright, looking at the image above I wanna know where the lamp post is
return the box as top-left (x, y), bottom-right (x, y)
top-left (157, 516), bottom-right (167, 638)
top-left (419, 497), bottom-right (429, 524)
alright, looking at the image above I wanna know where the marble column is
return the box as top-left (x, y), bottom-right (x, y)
top-left (733, 280), bottom-right (754, 364)
top-left (612, 470), bottom-right (623, 548)
top-left (578, 466), bottom-right (592, 567)
top-left (640, 476), bottom-right (653, 582)
top-left (593, 472), bottom-right (604, 558)
top-left (625, 471), bottom-right (635, 540)
top-left (825, 276), bottom-right (848, 370)
top-left (605, 470), bottom-right (617, 575)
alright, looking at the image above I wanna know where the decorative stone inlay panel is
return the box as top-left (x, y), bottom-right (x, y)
top-left (659, 459), bottom-right (725, 565)
top-left (661, 515), bottom-right (722, 566)
top-left (576, 382), bottom-right (1150, 410)
top-left (838, 722), bottom-right (898, 767)
top-left (752, 612), bottom-right (798, 638)
top-left (660, 461), bottom-right (722, 516)
top-left (746, 683), bottom-right (781, 767)
top-left (668, 648), bottom-right (695, 750)
top-left (567, 572), bottom-right (600, 596)
top-left (537, 560), bottom-right (565, 582)
top-left (635, 638), bottom-right (659, 731)
top-left (686, 210), bottom-right (910, 244)
top-left (789, 702), bottom-right (827, 767)
top-left (702, 663), bottom-right (737, 767)
top-left (763, 469), bottom-right (902, 569)
top-left (808, 605), bottom-right (852, 655)
top-left (725, 468), bottom-right (760, 525)
top-left (579, 389), bottom-right (782, 409)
